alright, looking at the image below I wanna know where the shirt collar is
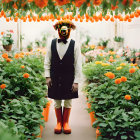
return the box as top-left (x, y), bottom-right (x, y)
top-left (57, 37), bottom-right (71, 44)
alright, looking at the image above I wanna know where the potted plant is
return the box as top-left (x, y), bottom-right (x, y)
top-left (0, 30), bottom-right (14, 51)
top-left (97, 39), bottom-right (109, 49)
top-left (27, 42), bottom-right (33, 52)
top-left (114, 36), bottom-right (124, 48)
top-left (41, 34), bottom-right (48, 48)
top-left (35, 39), bottom-right (42, 48)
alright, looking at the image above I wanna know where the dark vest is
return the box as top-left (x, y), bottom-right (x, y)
top-left (48, 38), bottom-right (78, 100)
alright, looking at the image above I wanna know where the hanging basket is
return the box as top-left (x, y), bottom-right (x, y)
top-left (3, 44), bottom-right (12, 51)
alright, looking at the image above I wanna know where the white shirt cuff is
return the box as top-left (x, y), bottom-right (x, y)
top-left (45, 71), bottom-right (50, 78)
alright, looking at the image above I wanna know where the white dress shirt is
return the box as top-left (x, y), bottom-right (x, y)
top-left (44, 38), bottom-right (82, 83)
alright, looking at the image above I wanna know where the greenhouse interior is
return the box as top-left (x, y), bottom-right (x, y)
top-left (0, 0), bottom-right (140, 140)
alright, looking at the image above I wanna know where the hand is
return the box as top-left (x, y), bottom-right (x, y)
top-left (46, 77), bottom-right (52, 88)
top-left (72, 83), bottom-right (78, 92)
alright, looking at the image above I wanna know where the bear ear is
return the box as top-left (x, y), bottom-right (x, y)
top-left (53, 24), bottom-right (58, 30)
top-left (71, 23), bottom-right (76, 30)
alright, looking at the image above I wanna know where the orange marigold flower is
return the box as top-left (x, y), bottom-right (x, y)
top-left (1, 31), bottom-right (4, 35)
top-left (23, 73), bottom-right (30, 78)
top-left (129, 68), bottom-right (135, 73)
top-left (96, 129), bottom-right (101, 135)
top-left (35, 0), bottom-right (48, 8)
top-left (120, 63), bottom-right (126, 66)
top-left (105, 72), bottom-right (115, 79)
top-left (116, 55), bottom-right (120, 58)
top-left (6, 58), bottom-right (12, 62)
top-left (21, 65), bottom-right (25, 68)
top-left (55, 0), bottom-right (70, 6)
top-left (109, 59), bottom-right (114, 63)
top-left (0, 84), bottom-right (6, 89)
top-left (121, 76), bottom-right (127, 82)
top-left (93, 0), bottom-right (102, 5)
top-left (19, 54), bottom-right (24, 58)
top-left (74, 0), bottom-right (86, 7)
top-left (14, 54), bottom-right (20, 59)
top-left (125, 95), bottom-right (131, 100)
top-left (122, 0), bottom-right (133, 6)
top-left (115, 78), bottom-right (121, 84)
top-left (2, 53), bottom-right (8, 59)
top-left (25, 52), bottom-right (30, 56)
top-left (28, 0), bottom-right (33, 2)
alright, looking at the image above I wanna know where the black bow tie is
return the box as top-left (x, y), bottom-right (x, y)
top-left (58, 39), bottom-right (68, 44)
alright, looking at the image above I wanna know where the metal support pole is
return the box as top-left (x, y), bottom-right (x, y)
top-left (17, 19), bottom-right (20, 51)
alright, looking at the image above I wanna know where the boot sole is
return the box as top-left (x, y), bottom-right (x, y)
top-left (63, 130), bottom-right (71, 134)
top-left (54, 130), bottom-right (62, 134)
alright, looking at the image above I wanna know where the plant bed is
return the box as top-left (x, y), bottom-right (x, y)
top-left (0, 51), bottom-right (48, 140)
top-left (83, 51), bottom-right (140, 140)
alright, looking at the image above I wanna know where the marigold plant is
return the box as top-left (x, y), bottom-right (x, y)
top-left (95, 61), bottom-right (102, 64)
top-left (125, 95), bottom-right (131, 100)
top-left (120, 63), bottom-right (126, 66)
top-left (115, 78), bottom-right (122, 84)
top-left (105, 72), bottom-right (115, 79)
top-left (6, 58), bottom-right (12, 62)
top-left (0, 84), bottom-right (6, 89)
top-left (116, 66), bottom-right (122, 71)
top-left (2, 53), bottom-right (8, 59)
top-left (121, 76), bottom-right (127, 82)
top-left (129, 68), bottom-right (135, 73)
top-left (21, 65), bottom-right (25, 68)
top-left (35, 0), bottom-right (48, 8)
top-left (23, 73), bottom-right (30, 78)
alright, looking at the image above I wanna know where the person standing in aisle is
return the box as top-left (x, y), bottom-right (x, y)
top-left (44, 20), bottom-right (82, 134)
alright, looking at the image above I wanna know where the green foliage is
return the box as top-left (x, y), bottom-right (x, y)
top-left (83, 53), bottom-right (140, 139)
top-left (0, 0), bottom-right (140, 17)
top-left (97, 39), bottom-right (110, 47)
top-left (81, 35), bottom-right (95, 54)
top-left (114, 36), bottom-right (124, 42)
top-left (27, 42), bottom-right (33, 51)
top-left (0, 30), bottom-right (14, 46)
top-left (0, 121), bottom-right (20, 140)
top-left (0, 52), bottom-right (48, 140)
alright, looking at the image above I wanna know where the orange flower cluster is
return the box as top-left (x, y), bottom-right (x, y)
top-left (125, 95), bottom-right (131, 100)
top-left (28, 0), bottom-right (34, 2)
top-left (14, 53), bottom-right (24, 59)
top-left (2, 0), bottom-right (11, 3)
top-left (23, 73), bottom-right (30, 78)
top-left (0, 84), bottom-right (6, 89)
top-left (55, 0), bottom-right (70, 6)
top-left (122, 0), bottom-right (133, 6)
top-left (121, 76), bottom-right (127, 82)
top-left (2, 53), bottom-right (12, 62)
top-left (115, 78), bottom-right (122, 84)
top-left (1, 9), bottom-right (139, 23)
top-left (109, 58), bottom-right (115, 63)
top-left (6, 58), bottom-right (12, 62)
top-left (1, 31), bottom-right (4, 35)
top-left (21, 65), bottom-right (25, 68)
top-left (2, 53), bottom-right (8, 59)
top-left (35, 0), bottom-right (48, 8)
top-left (74, 0), bottom-right (86, 7)
top-left (93, 0), bottom-right (102, 6)
top-left (104, 72), bottom-right (115, 79)
top-left (14, 54), bottom-right (20, 59)
top-left (114, 76), bottom-right (127, 84)
top-left (129, 68), bottom-right (135, 73)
